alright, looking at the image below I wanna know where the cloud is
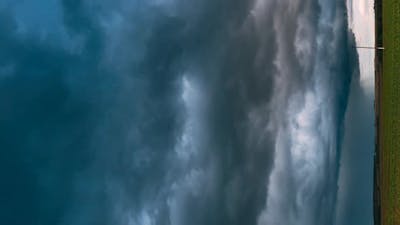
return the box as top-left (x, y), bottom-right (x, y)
top-left (335, 32), bottom-right (374, 225)
top-left (257, 0), bottom-right (358, 224)
top-left (0, 1), bottom-right (359, 225)
top-left (0, 4), bottom-right (111, 225)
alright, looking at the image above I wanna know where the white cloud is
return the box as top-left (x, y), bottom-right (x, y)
top-left (347, 0), bottom-right (375, 96)
top-left (175, 75), bottom-right (206, 162)
top-left (256, 0), bottom-right (349, 224)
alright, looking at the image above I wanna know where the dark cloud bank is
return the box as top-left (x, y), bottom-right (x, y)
top-left (0, 0), bottom-right (362, 225)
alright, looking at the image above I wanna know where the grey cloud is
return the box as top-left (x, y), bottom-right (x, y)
top-left (336, 77), bottom-right (374, 225)
top-left (257, 0), bottom-right (358, 225)
top-left (90, 1), bottom-right (279, 224)
top-left (0, 8), bottom-right (111, 225)
top-left (335, 34), bottom-right (374, 225)
top-left (0, 1), bottom-right (359, 225)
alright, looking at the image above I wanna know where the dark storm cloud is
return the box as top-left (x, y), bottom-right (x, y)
top-left (0, 8), bottom-right (108, 225)
top-left (97, 1), bottom-right (279, 224)
top-left (0, 1), bottom-right (359, 225)
top-left (335, 36), bottom-right (374, 225)
top-left (336, 76), bottom-right (374, 225)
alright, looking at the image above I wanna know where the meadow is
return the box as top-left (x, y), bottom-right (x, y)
top-left (378, 0), bottom-right (400, 224)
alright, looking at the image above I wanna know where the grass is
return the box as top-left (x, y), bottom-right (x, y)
top-left (379, 0), bottom-right (400, 224)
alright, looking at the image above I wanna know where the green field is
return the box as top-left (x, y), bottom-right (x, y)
top-left (378, 0), bottom-right (400, 224)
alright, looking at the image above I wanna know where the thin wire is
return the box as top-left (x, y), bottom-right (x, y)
top-left (354, 46), bottom-right (385, 50)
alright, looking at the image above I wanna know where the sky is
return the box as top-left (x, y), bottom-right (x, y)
top-left (0, 1), bottom-right (373, 225)
top-left (336, 0), bottom-right (375, 224)
top-left (346, 0), bottom-right (375, 96)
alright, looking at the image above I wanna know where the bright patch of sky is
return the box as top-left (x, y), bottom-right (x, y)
top-left (347, 0), bottom-right (375, 96)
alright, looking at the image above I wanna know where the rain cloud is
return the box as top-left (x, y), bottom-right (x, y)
top-left (0, 0), bottom-right (360, 225)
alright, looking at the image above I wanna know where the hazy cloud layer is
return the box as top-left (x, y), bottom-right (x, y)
top-left (335, 27), bottom-right (374, 225)
top-left (0, 1), bottom-right (359, 225)
top-left (335, 1), bottom-right (375, 224)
